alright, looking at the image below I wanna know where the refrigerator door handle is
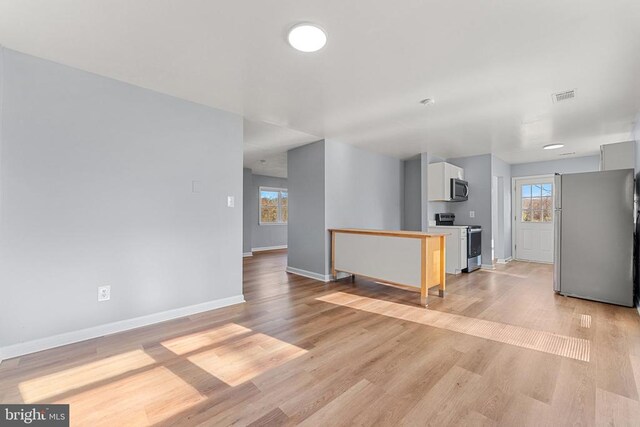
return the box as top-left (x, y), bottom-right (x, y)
top-left (553, 208), bottom-right (561, 292)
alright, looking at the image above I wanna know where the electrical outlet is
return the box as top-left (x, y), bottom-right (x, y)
top-left (469, 211), bottom-right (475, 218)
top-left (227, 196), bottom-right (235, 207)
top-left (98, 285), bottom-right (111, 302)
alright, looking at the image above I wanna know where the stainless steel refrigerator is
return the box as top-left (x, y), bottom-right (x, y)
top-left (553, 169), bottom-right (635, 307)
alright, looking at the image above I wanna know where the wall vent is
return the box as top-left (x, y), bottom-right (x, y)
top-left (552, 89), bottom-right (576, 103)
top-left (559, 152), bottom-right (576, 156)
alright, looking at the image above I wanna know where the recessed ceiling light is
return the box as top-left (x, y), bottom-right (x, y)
top-left (288, 23), bottom-right (327, 52)
top-left (543, 143), bottom-right (565, 150)
top-left (420, 98), bottom-right (435, 106)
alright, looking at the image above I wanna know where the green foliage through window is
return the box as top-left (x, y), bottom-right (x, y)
top-left (521, 183), bottom-right (552, 222)
top-left (260, 187), bottom-right (288, 224)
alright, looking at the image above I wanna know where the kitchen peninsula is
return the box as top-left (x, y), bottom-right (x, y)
top-left (330, 229), bottom-right (447, 307)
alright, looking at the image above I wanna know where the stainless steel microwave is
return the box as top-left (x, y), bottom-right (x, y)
top-left (450, 178), bottom-right (469, 201)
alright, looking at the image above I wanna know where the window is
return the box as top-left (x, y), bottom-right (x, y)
top-left (521, 183), bottom-right (552, 222)
top-left (259, 187), bottom-right (288, 224)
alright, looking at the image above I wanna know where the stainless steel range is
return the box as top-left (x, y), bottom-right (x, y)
top-left (435, 213), bottom-right (482, 272)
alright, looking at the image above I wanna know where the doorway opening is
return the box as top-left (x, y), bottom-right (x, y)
top-left (512, 175), bottom-right (554, 263)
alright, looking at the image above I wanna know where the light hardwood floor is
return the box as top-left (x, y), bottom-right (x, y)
top-left (1, 250), bottom-right (640, 426)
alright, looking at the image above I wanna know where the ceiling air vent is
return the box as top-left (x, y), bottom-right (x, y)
top-left (552, 89), bottom-right (576, 103)
top-left (559, 152), bottom-right (576, 156)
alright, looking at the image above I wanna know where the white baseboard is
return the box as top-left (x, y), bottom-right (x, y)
top-left (252, 245), bottom-right (287, 252)
top-left (0, 294), bottom-right (245, 362)
top-left (481, 264), bottom-right (496, 270)
top-left (242, 252), bottom-right (253, 257)
top-left (286, 266), bottom-right (331, 282)
top-left (335, 272), bottom-right (352, 280)
top-left (496, 257), bottom-right (513, 264)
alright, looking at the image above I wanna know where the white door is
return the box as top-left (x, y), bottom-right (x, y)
top-left (514, 177), bottom-right (554, 263)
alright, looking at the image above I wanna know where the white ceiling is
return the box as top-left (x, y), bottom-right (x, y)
top-left (1, 0), bottom-right (639, 175)
top-left (244, 119), bottom-right (318, 177)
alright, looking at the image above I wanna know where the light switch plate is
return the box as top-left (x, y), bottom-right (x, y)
top-left (469, 211), bottom-right (475, 218)
top-left (227, 196), bottom-right (235, 207)
top-left (192, 180), bottom-right (202, 193)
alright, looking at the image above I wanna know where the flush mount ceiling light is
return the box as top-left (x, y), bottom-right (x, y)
top-left (543, 143), bottom-right (565, 150)
top-left (287, 23), bottom-right (327, 52)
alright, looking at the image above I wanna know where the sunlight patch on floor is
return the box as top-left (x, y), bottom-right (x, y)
top-left (162, 323), bottom-right (308, 386)
top-left (160, 323), bottom-right (252, 355)
top-left (317, 292), bottom-right (590, 362)
top-left (17, 323), bottom-right (307, 424)
top-left (477, 269), bottom-right (530, 279)
top-left (57, 365), bottom-right (204, 426)
top-left (18, 349), bottom-right (156, 403)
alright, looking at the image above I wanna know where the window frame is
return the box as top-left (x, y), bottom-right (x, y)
top-left (259, 186), bottom-right (288, 225)
top-left (520, 183), bottom-right (553, 223)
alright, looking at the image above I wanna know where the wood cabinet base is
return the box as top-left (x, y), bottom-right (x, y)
top-left (330, 229), bottom-right (446, 307)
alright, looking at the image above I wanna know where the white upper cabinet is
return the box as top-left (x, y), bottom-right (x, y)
top-left (600, 141), bottom-right (635, 171)
top-left (427, 162), bottom-right (464, 201)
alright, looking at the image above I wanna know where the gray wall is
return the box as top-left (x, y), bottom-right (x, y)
top-left (420, 153), bottom-right (430, 231)
top-left (425, 154), bottom-right (448, 227)
top-left (511, 155), bottom-right (599, 177)
top-left (633, 134), bottom-right (640, 309)
top-left (242, 168), bottom-right (253, 254)
top-left (635, 124), bottom-right (640, 173)
top-left (287, 140), bottom-right (326, 276)
top-left (325, 140), bottom-right (402, 230)
top-left (403, 157), bottom-right (422, 231)
top-left (287, 139), bottom-right (403, 277)
top-left (492, 156), bottom-right (512, 260)
top-left (403, 153), bottom-right (449, 230)
top-left (325, 139), bottom-right (403, 274)
top-left (0, 48), bottom-right (243, 348)
top-left (251, 174), bottom-right (288, 250)
top-left (447, 154), bottom-right (493, 265)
